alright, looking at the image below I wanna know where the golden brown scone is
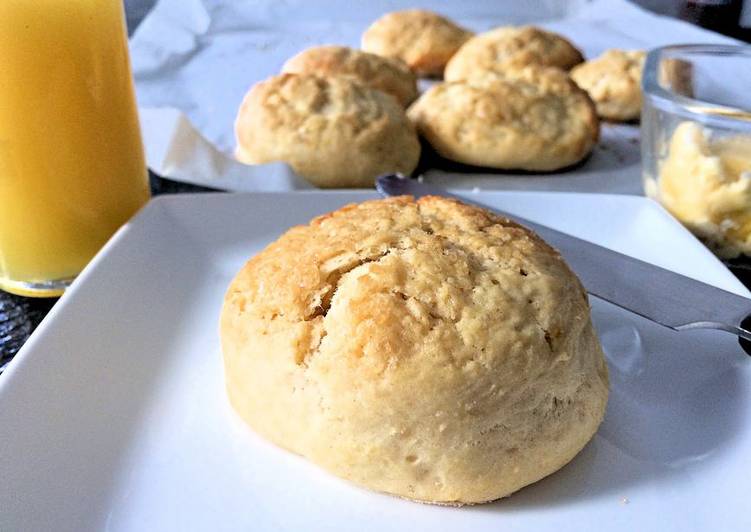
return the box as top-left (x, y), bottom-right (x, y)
top-left (444, 26), bottom-right (583, 82)
top-left (221, 195), bottom-right (609, 505)
top-left (407, 68), bottom-right (600, 171)
top-left (361, 9), bottom-right (473, 77)
top-left (571, 49), bottom-right (646, 122)
top-left (234, 73), bottom-right (420, 188)
top-left (281, 45), bottom-right (418, 107)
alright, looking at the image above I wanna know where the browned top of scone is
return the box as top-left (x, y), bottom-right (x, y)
top-left (282, 45), bottom-right (418, 107)
top-left (362, 9), bottom-right (473, 76)
top-left (224, 195), bottom-right (586, 359)
top-left (444, 25), bottom-right (584, 81)
top-left (235, 74), bottom-right (420, 187)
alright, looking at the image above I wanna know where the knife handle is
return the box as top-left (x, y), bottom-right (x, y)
top-left (738, 316), bottom-right (751, 356)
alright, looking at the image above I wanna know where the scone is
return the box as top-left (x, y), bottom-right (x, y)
top-left (281, 45), bottom-right (418, 107)
top-left (221, 195), bottom-right (610, 505)
top-left (361, 9), bottom-right (473, 77)
top-left (234, 73), bottom-right (420, 188)
top-left (407, 69), bottom-right (599, 171)
top-left (570, 49), bottom-right (646, 122)
top-left (444, 26), bottom-right (583, 82)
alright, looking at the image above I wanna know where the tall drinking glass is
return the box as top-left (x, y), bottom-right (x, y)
top-left (0, 0), bottom-right (150, 297)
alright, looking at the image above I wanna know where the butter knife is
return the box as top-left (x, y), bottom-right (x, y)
top-left (376, 174), bottom-right (751, 356)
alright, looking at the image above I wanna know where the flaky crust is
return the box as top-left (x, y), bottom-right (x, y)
top-left (444, 26), bottom-right (584, 82)
top-left (361, 9), bottom-right (473, 77)
top-left (234, 74), bottom-right (420, 188)
top-left (457, 63), bottom-right (585, 94)
top-left (570, 49), bottom-right (646, 122)
top-left (282, 45), bottom-right (418, 107)
top-left (221, 196), bottom-right (609, 505)
top-left (407, 68), bottom-right (600, 171)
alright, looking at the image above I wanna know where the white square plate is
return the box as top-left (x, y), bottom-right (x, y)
top-left (2, 191), bottom-right (750, 532)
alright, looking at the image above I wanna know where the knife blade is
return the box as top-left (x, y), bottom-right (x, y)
top-left (376, 174), bottom-right (751, 356)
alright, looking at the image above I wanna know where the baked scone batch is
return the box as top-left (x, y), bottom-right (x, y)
top-left (571, 49), bottom-right (646, 122)
top-left (408, 67), bottom-right (599, 171)
top-left (234, 7), bottom-right (647, 184)
top-left (235, 74), bottom-right (420, 188)
top-left (221, 196), bottom-right (609, 505)
top-left (361, 9), bottom-right (473, 77)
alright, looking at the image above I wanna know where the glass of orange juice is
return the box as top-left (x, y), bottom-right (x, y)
top-left (0, 0), bottom-right (150, 297)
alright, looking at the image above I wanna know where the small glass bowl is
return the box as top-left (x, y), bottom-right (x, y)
top-left (641, 44), bottom-right (751, 259)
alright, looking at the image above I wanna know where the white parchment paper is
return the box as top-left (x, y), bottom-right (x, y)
top-left (131, 0), bottom-right (736, 193)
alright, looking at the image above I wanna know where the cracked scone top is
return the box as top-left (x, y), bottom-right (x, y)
top-left (282, 45), bottom-right (418, 107)
top-left (220, 196), bottom-right (609, 505)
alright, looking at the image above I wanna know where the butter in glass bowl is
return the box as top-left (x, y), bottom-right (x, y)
top-left (642, 44), bottom-right (751, 258)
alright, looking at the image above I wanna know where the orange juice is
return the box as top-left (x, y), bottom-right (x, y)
top-left (0, 0), bottom-right (150, 297)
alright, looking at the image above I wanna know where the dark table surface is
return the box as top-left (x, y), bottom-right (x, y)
top-left (1, 0), bottom-right (750, 373)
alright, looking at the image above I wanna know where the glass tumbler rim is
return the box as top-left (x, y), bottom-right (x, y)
top-left (642, 43), bottom-right (751, 125)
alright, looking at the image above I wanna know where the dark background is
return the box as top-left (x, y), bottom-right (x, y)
top-left (1, 0), bottom-right (750, 371)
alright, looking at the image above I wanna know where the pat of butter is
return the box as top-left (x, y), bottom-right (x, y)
top-left (657, 121), bottom-right (751, 258)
